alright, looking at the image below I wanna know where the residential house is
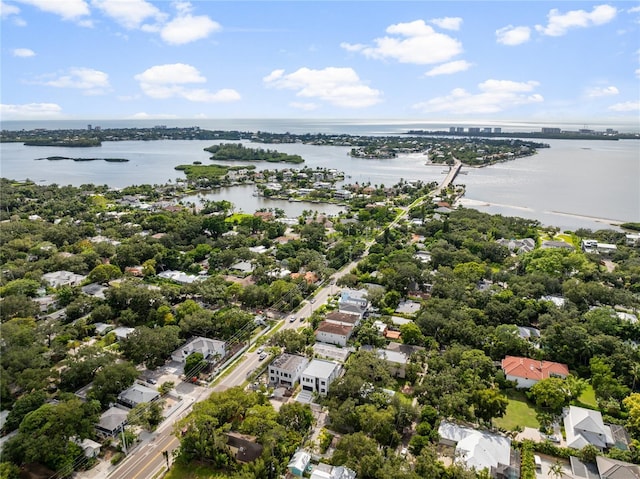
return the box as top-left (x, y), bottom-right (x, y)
top-left (338, 289), bottom-right (368, 317)
top-left (42, 270), bottom-right (87, 288)
top-left (157, 270), bottom-right (204, 284)
top-left (225, 432), bottom-right (264, 463)
top-left (33, 295), bottom-right (58, 313)
top-left (581, 239), bottom-right (618, 255)
top-left (540, 295), bottom-right (566, 308)
top-left (93, 322), bottom-right (114, 335)
top-left (496, 238), bottom-right (535, 254)
top-left (287, 450), bottom-right (311, 477)
top-left (117, 383), bottom-right (160, 409)
top-left (230, 261), bottom-right (254, 274)
top-left (300, 359), bottom-right (342, 396)
top-left (516, 326), bottom-right (541, 341)
top-left (501, 356), bottom-right (569, 389)
top-left (384, 329), bottom-right (402, 341)
top-left (310, 463), bottom-right (357, 479)
top-left (268, 353), bottom-right (309, 388)
top-left (96, 406), bottom-right (128, 437)
top-left (324, 311), bottom-right (361, 328)
top-left (312, 343), bottom-right (354, 363)
top-left (437, 420), bottom-right (516, 479)
top-left (626, 234), bottom-right (640, 246)
top-left (80, 439), bottom-right (101, 458)
top-left (595, 456), bottom-right (640, 479)
top-left (541, 240), bottom-right (574, 250)
top-left (395, 299), bottom-right (421, 315)
top-left (569, 456), bottom-right (600, 479)
top-left (377, 348), bottom-right (408, 379)
top-left (315, 321), bottom-right (353, 347)
top-left (171, 336), bottom-right (226, 364)
top-left (564, 405), bottom-right (614, 451)
top-left (112, 326), bottom-right (135, 341)
top-left (82, 283), bottom-right (108, 299)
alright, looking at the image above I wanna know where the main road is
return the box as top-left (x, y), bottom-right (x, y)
top-left (108, 164), bottom-right (458, 479)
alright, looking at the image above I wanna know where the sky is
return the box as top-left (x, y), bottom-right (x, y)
top-left (1, 0), bottom-right (639, 128)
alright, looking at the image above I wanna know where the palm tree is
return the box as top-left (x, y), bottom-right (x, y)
top-left (631, 363), bottom-right (640, 391)
top-left (548, 459), bottom-right (565, 479)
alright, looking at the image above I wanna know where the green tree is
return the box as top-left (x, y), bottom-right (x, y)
top-left (400, 322), bottom-right (425, 346)
top-left (529, 377), bottom-right (568, 413)
top-left (184, 352), bottom-right (206, 378)
top-left (127, 400), bottom-right (165, 431)
top-left (89, 361), bottom-right (138, 407)
top-left (472, 388), bottom-right (508, 425)
top-left (87, 263), bottom-right (122, 284)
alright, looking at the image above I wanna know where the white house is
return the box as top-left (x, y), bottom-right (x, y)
top-left (301, 359), bottom-right (342, 396)
top-left (269, 353), bottom-right (309, 388)
top-left (42, 270), bottom-right (86, 288)
top-left (437, 420), bottom-right (514, 477)
top-left (310, 463), bottom-right (357, 479)
top-left (501, 356), bottom-right (569, 389)
top-left (564, 405), bottom-right (615, 450)
top-left (171, 336), bottom-right (226, 363)
top-left (377, 348), bottom-right (409, 379)
top-left (315, 321), bottom-right (353, 347)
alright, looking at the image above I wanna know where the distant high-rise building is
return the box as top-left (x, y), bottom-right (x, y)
top-left (483, 128), bottom-right (492, 133)
top-left (87, 124), bottom-right (92, 130)
top-left (468, 127), bottom-right (480, 133)
top-left (456, 127), bottom-right (464, 133)
top-left (494, 128), bottom-right (502, 133)
top-left (541, 128), bottom-right (561, 134)
top-left (449, 127), bottom-right (456, 133)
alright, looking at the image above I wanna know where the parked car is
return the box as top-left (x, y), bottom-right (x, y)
top-left (258, 352), bottom-right (267, 361)
top-left (289, 315), bottom-right (296, 322)
top-left (256, 347), bottom-right (264, 354)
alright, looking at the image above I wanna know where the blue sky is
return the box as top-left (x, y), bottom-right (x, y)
top-left (1, 1), bottom-right (639, 127)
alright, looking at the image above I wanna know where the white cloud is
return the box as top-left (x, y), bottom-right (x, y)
top-left (636, 68), bottom-right (640, 79)
top-left (129, 112), bottom-right (179, 119)
top-left (38, 67), bottom-right (110, 95)
top-left (608, 101), bottom-right (640, 112)
top-left (263, 66), bottom-right (382, 108)
top-left (430, 17), bottom-right (462, 31)
top-left (496, 25), bottom-right (531, 45)
top-left (160, 2), bottom-right (220, 45)
top-left (628, 6), bottom-right (640, 13)
top-left (12, 48), bottom-right (35, 57)
top-left (0, 102), bottom-right (63, 119)
top-left (413, 79), bottom-right (543, 114)
top-left (92, 0), bottom-right (166, 29)
top-left (341, 19), bottom-right (462, 65)
top-left (585, 85), bottom-right (619, 97)
top-left (290, 102), bottom-right (319, 111)
top-left (535, 4), bottom-right (617, 37)
top-left (424, 60), bottom-right (472, 77)
top-left (134, 63), bottom-right (240, 102)
top-left (1, 1), bottom-right (20, 18)
top-left (13, 0), bottom-right (90, 22)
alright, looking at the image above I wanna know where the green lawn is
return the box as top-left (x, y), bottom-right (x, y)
top-left (494, 390), bottom-right (540, 431)
top-left (575, 384), bottom-right (598, 409)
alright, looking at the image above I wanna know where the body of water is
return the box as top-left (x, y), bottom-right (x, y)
top-left (1, 120), bottom-right (638, 230)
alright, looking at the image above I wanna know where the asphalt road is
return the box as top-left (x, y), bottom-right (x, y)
top-left (109, 178), bottom-right (444, 479)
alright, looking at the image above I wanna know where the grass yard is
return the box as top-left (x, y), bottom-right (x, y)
top-left (494, 389), bottom-right (540, 431)
top-left (163, 462), bottom-right (226, 479)
top-left (575, 384), bottom-right (598, 409)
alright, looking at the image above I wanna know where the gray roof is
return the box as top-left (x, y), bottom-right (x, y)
top-left (303, 359), bottom-right (340, 380)
top-left (97, 406), bottom-right (128, 433)
top-left (118, 383), bottom-right (159, 407)
top-left (570, 456), bottom-right (601, 479)
top-left (596, 456), bottom-right (640, 479)
top-left (271, 353), bottom-right (309, 372)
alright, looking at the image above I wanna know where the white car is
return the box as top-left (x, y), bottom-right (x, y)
top-left (258, 352), bottom-right (267, 361)
top-left (256, 347), bottom-right (264, 354)
top-left (289, 315), bottom-right (296, 322)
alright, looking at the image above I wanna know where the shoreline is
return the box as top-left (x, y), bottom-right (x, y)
top-left (454, 197), bottom-right (625, 227)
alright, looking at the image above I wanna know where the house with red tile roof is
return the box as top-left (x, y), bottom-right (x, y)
top-left (501, 356), bottom-right (569, 389)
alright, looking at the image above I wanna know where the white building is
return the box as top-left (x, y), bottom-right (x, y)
top-left (338, 289), bottom-right (368, 316)
top-left (324, 311), bottom-right (361, 328)
top-left (117, 384), bottom-right (160, 408)
top-left (315, 321), bottom-right (353, 347)
top-left (301, 359), bottom-right (342, 396)
top-left (564, 405), bottom-right (614, 450)
top-left (171, 336), bottom-right (226, 363)
top-left (269, 353), bottom-right (309, 388)
top-left (42, 270), bottom-right (86, 288)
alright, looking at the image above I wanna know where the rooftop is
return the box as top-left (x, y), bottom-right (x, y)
top-left (316, 321), bottom-right (353, 337)
top-left (271, 353), bottom-right (309, 371)
top-left (303, 359), bottom-right (340, 379)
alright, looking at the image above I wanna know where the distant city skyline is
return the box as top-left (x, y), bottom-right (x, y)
top-left (1, 1), bottom-right (639, 128)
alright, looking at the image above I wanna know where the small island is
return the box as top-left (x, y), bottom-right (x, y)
top-left (204, 143), bottom-right (305, 164)
top-left (35, 156), bottom-right (128, 162)
top-left (175, 163), bottom-right (255, 181)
